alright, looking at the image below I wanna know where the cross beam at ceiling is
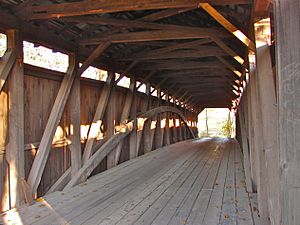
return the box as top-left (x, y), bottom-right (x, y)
top-left (22, 0), bottom-right (252, 20)
top-left (80, 28), bottom-right (230, 45)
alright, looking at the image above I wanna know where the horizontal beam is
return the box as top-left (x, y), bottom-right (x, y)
top-left (24, 0), bottom-right (252, 20)
top-left (254, 0), bottom-right (271, 17)
top-left (139, 60), bottom-right (225, 71)
top-left (123, 39), bottom-right (212, 59)
top-left (80, 29), bottom-right (230, 45)
top-left (121, 47), bottom-right (226, 61)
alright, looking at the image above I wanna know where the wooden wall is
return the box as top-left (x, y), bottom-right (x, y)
top-left (0, 64), bottom-right (198, 212)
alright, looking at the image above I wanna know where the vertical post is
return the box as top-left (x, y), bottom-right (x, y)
top-left (172, 101), bottom-right (178, 143)
top-left (238, 102), bottom-right (253, 193)
top-left (249, 64), bottom-right (269, 221)
top-left (246, 81), bottom-right (257, 189)
top-left (154, 88), bottom-right (162, 149)
top-left (164, 94), bottom-right (171, 145)
top-left (0, 64), bottom-right (9, 212)
top-left (256, 45), bottom-right (280, 225)
top-left (129, 80), bottom-right (137, 159)
top-left (68, 54), bottom-right (81, 177)
top-left (136, 83), bottom-right (150, 156)
top-left (114, 77), bottom-right (135, 165)
top-left (6, 29), bottom-right (25, 208)
top-left (106, 76), bottom-right (116, 168)
top-left (275, 1), bottom-right (300, 224)
top-left (143, 83), bottom-right (152, 154)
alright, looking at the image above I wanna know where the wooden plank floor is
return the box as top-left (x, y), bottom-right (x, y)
top-left (1, 138), bottom-right (259, 225)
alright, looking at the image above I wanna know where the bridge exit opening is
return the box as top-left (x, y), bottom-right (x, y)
top-left (197, 108), bottom-right (236, 138)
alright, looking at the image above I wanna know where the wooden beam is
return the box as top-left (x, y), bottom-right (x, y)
top-left (122, 48), bottom-right (226, 61)
top-left (163, 83), bottom-right (177, 95)
top-left (65, 122), bottom-right (134, 189)
top-left (254, 0), bottom-right (271, 17)
top-left (82, 72), bottom-right (115, 164)
top-left (5, 29), bottom-right (26, 207)
top-left (136, 71), bottom-right (156, 89)
top-left (256, 45), bottom-right (280, 225)
top-left (68, 59), bottom-right (81, 177)
top-left (248, 62), bottom-right (269, 221)
top-left (136, 106), bottom-right (195, 137)
top-left (141, 7), bottom-right (195, 21)
top-left (211, 37), bottom-right (245, 65)
top-left (124, 39), bottom-right (212, 61)
top-left (153, 77), bottom-right (168, 89)
top-left (237, 104), bottom-right (253, 193)
top-left (154, 89), bottom-right (163, 149)
top-left (88, 7), bottom-right (195, 41)
top-left (77, 41), bottom-right (110, 75)
top-left (129, 85), bottom-right (138, 159)
top-left (136, 83), bottom-right (151, 156)
top-left (0, 9), bottom-right (76, 53)
top-left (27, 54), bottom-right (77, 197)
top-left (80, 29), bottom-right (230, 45)
top-left (276, 2), bottom-right (300, 224)
top-left (0, 49), bottom-right (17, 93)
top-left (65, 105), bottom-right (194, 188)
top-left (24, 0), bottom-right (252, 20)
top-left (114, 78), bottom-right (136, 166)
top-left (199, 3), bottom-right (255, 51)
top-left (106, 82), bottom-right (117, 169)
top-left (216, 56), bottom-right (242, 77)
top-left (115, 60), bottom-right (138, 84)
top-left (158, 68), bottom-right (235, 78)
top-left (140, 60), bottom-right (225, 71)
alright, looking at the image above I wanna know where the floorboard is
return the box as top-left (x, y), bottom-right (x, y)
top-left (1, 138), bottom-right (258, 225)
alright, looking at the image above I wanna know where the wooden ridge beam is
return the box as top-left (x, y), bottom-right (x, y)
top-left (80, 29), bottom-right (230, 45)
top-left (24, 0), bottom-right (252, 20)
top-left (199, 3), bottom-right (255, 51)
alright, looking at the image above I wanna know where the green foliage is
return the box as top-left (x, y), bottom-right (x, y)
top-left (221, 112), bottom-right (232, 137)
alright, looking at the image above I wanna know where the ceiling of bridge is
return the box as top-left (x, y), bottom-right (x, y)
top-left (0, 0), bottom-right (253, 110)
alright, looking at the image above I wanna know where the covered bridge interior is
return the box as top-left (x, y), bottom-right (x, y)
top-left (0, 0), bottom-right (298, 225)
